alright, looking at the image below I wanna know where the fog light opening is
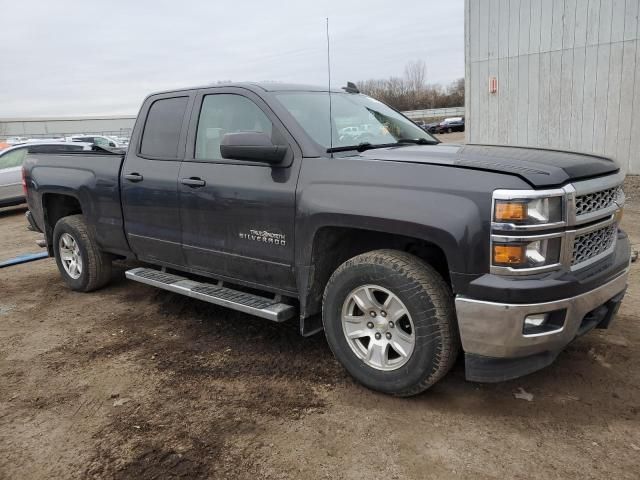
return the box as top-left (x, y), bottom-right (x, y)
top-left (523, 309), bottom-right (567, 336)
top-left (524, 313), bottom-right (548, 328)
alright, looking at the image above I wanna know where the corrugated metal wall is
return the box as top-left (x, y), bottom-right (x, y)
top-left (465, 0), bottom-right (640, 174)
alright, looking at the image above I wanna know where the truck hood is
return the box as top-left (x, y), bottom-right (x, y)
top-left (358, 143), bottom-right (619, 188)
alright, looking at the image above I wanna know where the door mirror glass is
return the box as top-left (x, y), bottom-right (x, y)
top-left (220, 131), bottom-right (288, 164)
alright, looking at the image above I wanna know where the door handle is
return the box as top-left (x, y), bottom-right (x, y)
top-left (181, 177), bottom-right (206, 187)
top-left (124, 173), bottom-right (143, 182)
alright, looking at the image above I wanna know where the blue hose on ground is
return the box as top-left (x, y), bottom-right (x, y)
top-left (0, 252), bottom-right (49, 268)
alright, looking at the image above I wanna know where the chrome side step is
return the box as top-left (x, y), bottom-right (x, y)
top-left (125, 267), bottom-right (297, 322)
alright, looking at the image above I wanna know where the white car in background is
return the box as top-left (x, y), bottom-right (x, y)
top-left (5, 136), bottom-right (29, 145)
top-left (0, 142), bottom-right (92, 208)
top-left (338, 126), bottom-right (362, 139)
top-left (69, 135), bottom-right (122, 148)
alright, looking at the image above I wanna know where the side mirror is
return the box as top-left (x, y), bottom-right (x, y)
top-left (220, 131), bottom-right (288, 164)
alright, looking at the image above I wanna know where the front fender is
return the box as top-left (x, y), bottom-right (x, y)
top-left (293, 157), bottom-right (531, 324)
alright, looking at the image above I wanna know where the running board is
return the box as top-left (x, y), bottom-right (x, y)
top-left (125, 267), bottom-right (296, 322)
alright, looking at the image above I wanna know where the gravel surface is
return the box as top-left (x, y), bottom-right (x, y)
top-left (0, 176), bottom-right (639, 479)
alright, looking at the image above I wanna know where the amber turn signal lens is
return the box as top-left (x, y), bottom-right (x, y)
top-left (614, 206), bottom-right (624, 223)
top-left (493, 244), bottom-right (526, 265)
top-left (495, 201), bottom-right (527, 222)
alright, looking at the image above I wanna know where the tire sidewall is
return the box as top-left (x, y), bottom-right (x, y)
top-left (53, 219), bottom-right (91, 291)
top-left (323, 261), bottom-right (447, 394)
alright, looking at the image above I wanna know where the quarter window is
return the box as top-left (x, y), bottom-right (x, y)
top-left (28, 144), bottom-right (84, 153)
top-left (195, 94), bottom-right (273, 160)
top-left (0, 148), bottom-right (28, 169)
top-left (141, 96), bottom-right (189, 159)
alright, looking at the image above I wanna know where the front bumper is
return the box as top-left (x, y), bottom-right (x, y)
top-left (455, 260), bottom-right (630, 382)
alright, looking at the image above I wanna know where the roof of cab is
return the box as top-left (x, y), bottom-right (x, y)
top-left (147, 82), bottom-right (346, 98)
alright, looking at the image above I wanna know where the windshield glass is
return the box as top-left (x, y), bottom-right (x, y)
top-left (275, 92), bottom-right (436, 150)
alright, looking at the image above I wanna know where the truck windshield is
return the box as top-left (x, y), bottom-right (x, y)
top-left (275, 91), bottom-right (437, 151)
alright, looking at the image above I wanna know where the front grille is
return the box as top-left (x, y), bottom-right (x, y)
top-left (572, 224), bottom-right (617, 266)
top-left (575, 186), bottom-right (622, 217)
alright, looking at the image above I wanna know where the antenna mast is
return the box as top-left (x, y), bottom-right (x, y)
top-left (326, 17), bottom-right (334, 157)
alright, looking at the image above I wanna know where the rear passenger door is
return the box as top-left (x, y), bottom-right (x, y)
top-left (178, 87), bottom-right (301, 292)
top-left (121, 93), bottom-right (194, 265)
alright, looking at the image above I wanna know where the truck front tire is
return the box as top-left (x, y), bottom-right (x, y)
top-left (322, 250), bottom-right (459, 396)
top-left (53, 215), bottom-right (112, 292)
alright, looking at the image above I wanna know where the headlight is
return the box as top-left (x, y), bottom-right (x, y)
top-left (493, 197), bottom-right (563, 225)
top-left (492, 237), bottom-right (562, 269)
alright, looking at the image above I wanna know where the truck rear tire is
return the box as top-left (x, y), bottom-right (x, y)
top-left (53, 214), bottom-right (112, 292)
top-left (322, 249), bottom-right (459, 396)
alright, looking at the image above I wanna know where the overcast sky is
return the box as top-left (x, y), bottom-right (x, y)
top-left (0, 0), bottom-right (464, 117)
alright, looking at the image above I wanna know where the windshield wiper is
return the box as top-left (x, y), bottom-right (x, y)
top-left (396, 137), bottom-right (439, 145)
top-left (326, 137), bottom-right (438, 153)
top-left (327, 142), bottom-right (394, 153)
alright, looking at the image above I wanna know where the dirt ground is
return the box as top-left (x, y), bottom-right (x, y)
top-left (1, 177), bottom-right (639, 480)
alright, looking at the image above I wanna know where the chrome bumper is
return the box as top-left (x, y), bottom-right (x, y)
top-left (455, 268), bottom-right (629, 358)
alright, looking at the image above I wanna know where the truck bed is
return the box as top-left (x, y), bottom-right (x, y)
top-left (23, 150), bottom-right (131, 257)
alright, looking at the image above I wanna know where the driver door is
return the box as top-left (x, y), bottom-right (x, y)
top-left (178, 87), bottom-right (300, 292)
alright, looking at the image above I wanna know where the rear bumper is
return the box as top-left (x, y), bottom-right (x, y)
top-left (455, 262), bottom-right (629, 382)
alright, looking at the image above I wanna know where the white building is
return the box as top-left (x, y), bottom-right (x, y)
top-left (0, 115), bottom-right (136, 140)
top-left (465, 0), bottom-right (640, 174)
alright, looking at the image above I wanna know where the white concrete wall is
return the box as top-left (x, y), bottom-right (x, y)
top-left (466, 0), bottom-right (640, 174)
top-left (0, 116), bottom-right (136, 139)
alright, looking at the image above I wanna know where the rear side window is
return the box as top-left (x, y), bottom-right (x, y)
top-left (140, 96), bottom-right (189, 159)
top-left (0, 148), bottom-right (28, 168)
top-left (28, 144), bottom-right (84, 153)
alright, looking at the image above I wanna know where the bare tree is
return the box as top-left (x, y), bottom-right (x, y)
top-left (404, 59), bottom-right (427, 90)
top-left (357, 60), bottom-right (464, 111)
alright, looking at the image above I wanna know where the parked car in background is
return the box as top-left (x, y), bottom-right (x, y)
top-left (338, 126), bottom-right (362, 139)
top-left (436, 117), bottom-right (465, 134)
top-left (424, 122), bottom-right (440, 134)
top-left (70, 135), bottom-right (121, 148)
top-left (25, 137), bottom-right (67, 143)
top-left (5, 136), bottom-right (29, 145)
top-left (0, 142), bottom-right (92, 207)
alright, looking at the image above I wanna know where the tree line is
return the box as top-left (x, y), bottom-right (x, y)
top-left (356, 60), bottom-right (464, 112)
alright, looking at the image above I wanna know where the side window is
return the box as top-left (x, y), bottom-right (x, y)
top-left (195, 94), bottom-right (273, 160)
top-left (0, 148), bottom-right (28, 169)
top-left (28, 145), bottom-right (55, 153)
top-left (140, 96), bottom-right (189, 159)
top-left (27, 145), bottom-right (48, 153)
top-left (29, 145), bottom-right (68, 153)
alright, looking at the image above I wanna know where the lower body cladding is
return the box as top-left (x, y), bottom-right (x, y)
top-left (455, 268), bottom-right (629, 382)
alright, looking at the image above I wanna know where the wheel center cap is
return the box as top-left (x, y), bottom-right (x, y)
top-left (373, 318), bottom-right (388, 332)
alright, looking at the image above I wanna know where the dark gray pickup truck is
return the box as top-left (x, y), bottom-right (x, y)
top-left (23, 83), bottom-right (630, 396)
